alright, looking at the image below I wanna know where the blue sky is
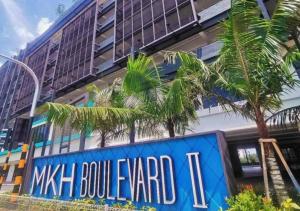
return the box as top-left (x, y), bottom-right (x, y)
top-left (0, 0), bottom-right (75, 66)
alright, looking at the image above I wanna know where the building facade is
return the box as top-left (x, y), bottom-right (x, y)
top-left (0, 0), bottom-right (299, 195)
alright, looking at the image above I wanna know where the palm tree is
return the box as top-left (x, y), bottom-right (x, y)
top-left (41, 54), bottom-right (198, 147)
top-left (122, 54), bottom-right (198, 138)
top-left (176, 0), bottom-right (300, 203)
top-left (40, 82), bottom-right (146, 148)
top-left (85, 78), bottom-right (155, 145)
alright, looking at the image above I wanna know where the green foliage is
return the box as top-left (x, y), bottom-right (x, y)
top-left (112, 200), bottom-right (136, 210)
top-left (176, 0), bottom-right (300, 138)
top-left (123, 54), bottom-right (198, 137)
top-left (41, 53), bottom-right (198, 142)
top-left (73, 198), bottom-right (96, 204)
top-left (111, 201), bottom-right (156, 211)
top-left (226, 189), bottom-right (300, 211)
top-left (39, 100), bottom-right (146, 146)
top-left (226, 189), bottom-right (277, 211)
top-left (281, 198), bottom-right (300, 211)
top-left (0, 194), bottom-right (155, 211)
top-left (45, 0), bottom-right (300, 143)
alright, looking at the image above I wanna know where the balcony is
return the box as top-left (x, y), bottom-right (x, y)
top-left (96, 15), bottom-right (115, 35)
top-left (94, 35), bottom-right (114, 56)
top-left (97, 59), bottom-right (114, 73)
top-left (197, 0), bottom-right (231, 24)
top-left (98, 0), bottom-right (115, 16)
top-left (197, 41), bottom-right (222, 61)
top-left (159, 42), bottom-right (222, 76)
top-left (46, 58), bottom-right (56, 70)
top-left (42, 74), bottom-right (53, 86)
top-left (49, 43), bottom-right (59, 54)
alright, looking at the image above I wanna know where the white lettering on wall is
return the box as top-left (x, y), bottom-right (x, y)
top-left (117, 159), bottom-right (126, 201)
top-left (59, 163), bottom-right (76, 197)
top-left (186, 152), bottom-right (207, 208)
top-left (147, 156), bottom-right (161, 204)
top-left (97, 161), bottom-right (106, 198)
top-left (88, 162), bottom-right (97, 198)
top-left (44, 165), bottom-right (60, 195)
top-left (30, 152), bottom-right (214, 209)
top-left (127, 158), bottom-right (137, 201)
top-left (80, 162), bottom-right (89, 197)
top-left (106, 160), bottom-right (115, 200)
top-left (160, 155), bottom-right (176, 204)
top-left (136, 158), bottom-right (147, 202)
top-left (30, 166), bottom-right (46, 195)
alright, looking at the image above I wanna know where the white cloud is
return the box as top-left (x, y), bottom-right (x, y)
top-left (0, 1), bottom-right (53, 52)
top-left (14, 26), bottom-right (35, 49)
top-left (0, 0), bottom-right (34, 49)
top-left (0, 60), bottom-right (4, 67)
top-left (36, 17), bottom-right (53, 35)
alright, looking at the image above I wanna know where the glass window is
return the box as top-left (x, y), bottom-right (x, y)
top-left (143, 24), bottom-right (154, 45)
top-left (166, 12), bottom-right (179, 33)
top-left (178, 4), bottom-right (194, 26)
top-left (154, 18), bottom-right (166, 39)
top-left (237, 147), bottom-right (262, 178)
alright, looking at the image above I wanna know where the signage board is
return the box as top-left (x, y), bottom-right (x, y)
top-left (30, 131), bottom-right (233, 210)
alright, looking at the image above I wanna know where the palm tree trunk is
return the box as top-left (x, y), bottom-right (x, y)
top-left (100, 133), bottom-right (106, 148)
top-left (255, 108), bottom-right (288, 203)
top-left (167, 119), bottom-right (175, 138)
top-left (129, 122), bottom-right (135, 144)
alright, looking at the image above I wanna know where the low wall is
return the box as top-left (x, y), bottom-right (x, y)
top-left (30, 131), bottom-right (234, 211)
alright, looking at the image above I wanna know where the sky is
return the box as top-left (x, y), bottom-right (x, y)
top-left (0, 0), bottom-right (75, 67)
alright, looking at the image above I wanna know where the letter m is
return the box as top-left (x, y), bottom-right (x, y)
top-left (30, 166), bottom-right (46, 195)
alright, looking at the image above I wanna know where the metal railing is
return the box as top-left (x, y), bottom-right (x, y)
top-left (0, 194), bottom-right (140, 211)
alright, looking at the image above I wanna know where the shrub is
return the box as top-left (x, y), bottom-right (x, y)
top-left (226, 186), bottom-right (300, 211)
top-left (112, 201), bottom-right (136, 210)
top-left (281, 198), bottom-right (300, 211)
top-left (226, 188), bottom-right (277, 211)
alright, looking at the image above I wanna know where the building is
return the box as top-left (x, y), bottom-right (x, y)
top-left (0, 0), bottom-right (299, 196)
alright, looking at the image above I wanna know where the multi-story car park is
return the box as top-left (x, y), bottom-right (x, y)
top-left (0, 0), bottom-right (299, 193)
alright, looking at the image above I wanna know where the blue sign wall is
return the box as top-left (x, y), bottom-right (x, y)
top-left (31, 132), bottom-right (232, 210)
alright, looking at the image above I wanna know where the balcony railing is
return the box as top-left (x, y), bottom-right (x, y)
top-left (96, 35), bottom-right (114, 53)
top-left (98, 0), bottom-right (115, 16)
top-left (197, 41), bottom-right (222, 61)
top-left (97, 58), bottom-right (114, 73)
top-left (198, 0), bottom-right (231, 23)
top-left (97, 15), bottom-right (115, 34)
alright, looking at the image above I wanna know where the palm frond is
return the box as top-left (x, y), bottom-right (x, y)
top-left (163, 79), bottom-right (185, 116)
top-left (123, 54), bottom-right (161, 95)
top-left (269, 0), bottom-right (300, 41)
top-left (175, 51), bottom-right (211, 109)
top-left (39, 102), bottom-right (147, 133)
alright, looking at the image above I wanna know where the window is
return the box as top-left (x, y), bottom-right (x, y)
top-left (238, 148), bottom-right (260, 165)
top-left (237, 147), bottom-right (262, 177)
top-left (166, 12), bottom-right (179, 33)
top-left (54, 4), bottom-right (96, 90)
top-left (31, 121), bottom-right (50, 157)
top-left (114, 0), bottom-right (196, 61)
top-left (154, 18), bottom-right (166, 39)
